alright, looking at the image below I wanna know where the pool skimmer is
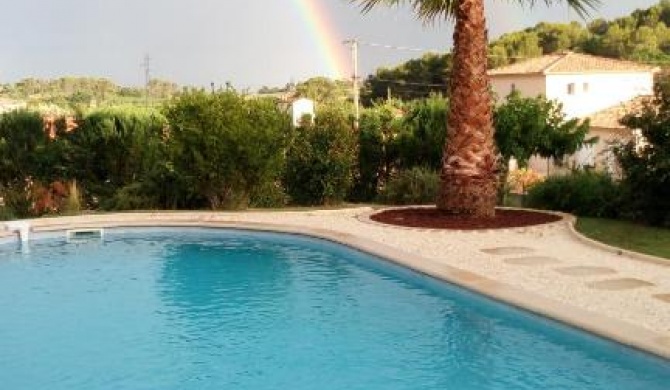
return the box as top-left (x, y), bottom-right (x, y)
top-left (66, 228), bottom-right (105, 242)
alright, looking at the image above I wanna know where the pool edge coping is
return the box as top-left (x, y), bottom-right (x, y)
top-left (2, 212), bottom-right (670, 361)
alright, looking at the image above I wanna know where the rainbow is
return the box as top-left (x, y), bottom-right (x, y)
top-left (292, 0), bottom-right (351, 80)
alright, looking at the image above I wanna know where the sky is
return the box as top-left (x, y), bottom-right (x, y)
top-left (0, 0), bottom-right (660, 90)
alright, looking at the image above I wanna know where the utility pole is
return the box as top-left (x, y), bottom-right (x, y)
top-left (141, 54), bottom-right (151, 108)
top-left (343, 38), bottom-right (360, 129)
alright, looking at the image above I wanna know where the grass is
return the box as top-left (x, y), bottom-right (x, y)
top-left (575, 217), bottom-right (670, 260)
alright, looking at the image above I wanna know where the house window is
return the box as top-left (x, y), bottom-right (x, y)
top-left (583, 82), bottom-right (589, 93)
top-left (567, 83), bottom-right (576, 95)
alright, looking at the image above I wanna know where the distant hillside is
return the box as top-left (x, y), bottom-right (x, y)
top-left (363, 0), bottom-right (670, 103)
top-left (0, 77), bottom-right (179, 110)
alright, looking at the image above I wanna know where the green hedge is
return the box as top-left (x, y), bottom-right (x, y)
top-left (525, 171), bottom-right (621, 218)
top-left (284, 107), bottom-right (357, 206)
top-left (378, 167), bottom-right (439, 205)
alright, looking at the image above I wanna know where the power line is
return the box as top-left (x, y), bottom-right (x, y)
top-left (373, 78), bottom-right (447, 87)
top-left (358, 39), bottom-right (670, 66)
top-left (359, 40), bottom-right (532, 59)
top-left (359, 40), bottom-right (438, 53)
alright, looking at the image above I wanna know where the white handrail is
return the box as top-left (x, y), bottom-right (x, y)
top-left (4, 221), bottom-right (31, 243)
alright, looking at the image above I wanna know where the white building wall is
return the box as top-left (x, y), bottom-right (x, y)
top-left (291, 98), bottom-right (315, 127)
top-left (545, 72), bottom-right (654, 118)
top-left (490, 75), bottom-right (546, 103)
top-left (0, 100), bottom-right (27, 114)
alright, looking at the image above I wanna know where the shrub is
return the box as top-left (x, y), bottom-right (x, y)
top-left (249, 181), bottom-right (288, 209)
top-left (378, 167), bottom-right (439, 205)
top-left (615, 78), bottom-right (670, 226)
top-left (62, 106), bottom-right (168, 207)
top-left (352, 96), bottom-right (446, 202)
top-left (284, 107), bottom-right (357, 205)
top-left (0, 208), bottom-right (14, 221)
top-left (0, 186), bottom-right (32, 219)
top-left (100, 182), bottom-right (156, 211)
top-left (62, 180), bottom-right (82, 215)
top-left (351, 102), bottom-right (402, 201)
top-left (525, 171), bottom-right (621, 217)
top-left (164, 91), bottom-right (290, 210)
top-left (394, 95), bottom-right (448, 171)
top-left (0, 110), bottom-right (48, 188)
top-left (507, 168), bottom-right (545, 195)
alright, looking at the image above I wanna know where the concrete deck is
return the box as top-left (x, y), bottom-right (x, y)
top-left (1, 208), bottom-right (669, 359)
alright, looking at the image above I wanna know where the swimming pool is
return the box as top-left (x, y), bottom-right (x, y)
top-left (0, 228), bottom-right (668, 389)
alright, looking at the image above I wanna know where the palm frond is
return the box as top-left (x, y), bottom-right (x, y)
top-left (351, 0), bottom-right (459, 22)
top-left (353, 0), bottom-right (601, 21)
top-left (509, 0), bottom-right (601, 19)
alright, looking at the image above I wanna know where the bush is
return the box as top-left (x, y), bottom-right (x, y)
top-left (164, 91), bottom-right (290, 210)
top-left (0, 205), bottom-right (15, 221)
top-left (0, 110), bottom-right (48, 188)
top-left (284, 107), bottom-right (357, 205)
top-left (62, 106), bottom-right (168, 207)
top-left (249, 181), bottom-right (288, 209)
top-left (100, 182), bottom-right (157, 211)
top-left (616, 78), bottom-right (670, 226)
top-left (525, 171), bottom-right (621, 217)
top-left (351, 103), bottom-right (402, 202)
top-left (62, 181), bottom-right (82, 215)
top-left (378, 167), bottom-right (439, 205)
top-left (0, 186), bottom-right (32, 219)
top-left (394, 95), bottom-right (448, 170)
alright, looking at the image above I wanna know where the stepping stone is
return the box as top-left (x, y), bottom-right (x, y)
top-left (587, 278), bottom-right (655, 291)
top-left (504, 256), bottom-right (561, 266)
top-left (481, 246), bottom-right (534, 256)
top-left (555, 266), bottom-right (617, 277)
top-left (653, 294), bottom-right (670, 303)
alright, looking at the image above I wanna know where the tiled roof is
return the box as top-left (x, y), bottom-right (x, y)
top-left (587, 96), bottom-right (651, 129)
top-left (489, 52), bottom-right (658, 76)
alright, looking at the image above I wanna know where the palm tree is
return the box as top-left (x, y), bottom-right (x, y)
top-left (353, 0), bottom-right (600, 217)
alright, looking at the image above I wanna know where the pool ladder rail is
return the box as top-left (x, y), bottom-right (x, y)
top-left (3, 221), bottom-right (32, 243)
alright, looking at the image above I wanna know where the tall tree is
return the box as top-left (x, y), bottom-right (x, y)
top-left (353, 0), bottom-right (600, 217)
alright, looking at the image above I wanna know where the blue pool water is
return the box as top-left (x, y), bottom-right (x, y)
top-left (0, 228), bottom-right (668, 389)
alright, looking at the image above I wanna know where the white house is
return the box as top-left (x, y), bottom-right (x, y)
top-left (582, 96), bottom-right (650, 174)
top-left (291, 97), bottom-right (315, 127)
top-left (489, 52), bottom-right (658, 174)
top-left (490, 51), bottom-right (657, 118)
top-left (0, 98), bottom-right (27, 114)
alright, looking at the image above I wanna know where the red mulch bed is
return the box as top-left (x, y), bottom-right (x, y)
top-left (370, 207), bottom-right (562, 230)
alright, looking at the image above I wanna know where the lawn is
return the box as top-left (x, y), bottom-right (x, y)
top-left (575, 218), bottom-right (670, 260)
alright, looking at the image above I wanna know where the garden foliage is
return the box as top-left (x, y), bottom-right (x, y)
top-left (378, 167), bottom-right (439, 205)
top-left (616, 78), bottom-right (670, 226)
top-left (284, 107), bottom-right (357, 205)
top-left (352, 101), bottom-right (401, 202)
top-left (525, 171), bottom-right (621, 218)
top-left (164, 90), bottom-right (290, 209)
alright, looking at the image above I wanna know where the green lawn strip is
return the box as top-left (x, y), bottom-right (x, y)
top-left (575, 218), bottom-right (670, 260)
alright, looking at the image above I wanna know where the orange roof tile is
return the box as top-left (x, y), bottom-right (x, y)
top-left (587, 96), bottom-right (652, 129)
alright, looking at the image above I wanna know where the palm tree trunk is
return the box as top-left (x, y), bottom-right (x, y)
top-left (436, 0), bottom-right (498, 217)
